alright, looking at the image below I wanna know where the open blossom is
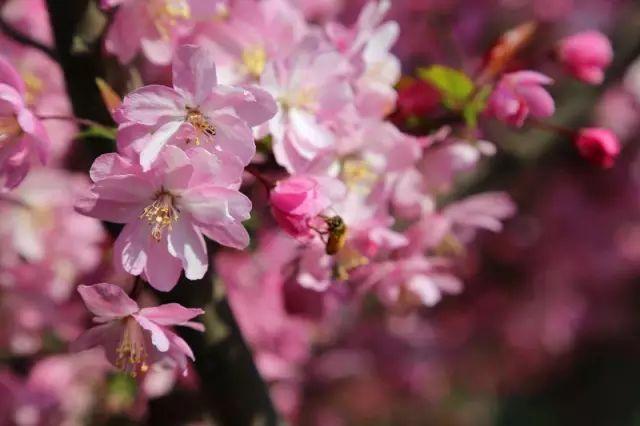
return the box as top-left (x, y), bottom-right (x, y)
top-left (117, 44), bottom-right (276, 170)
top-left (260, 38), bottom-right (353, 173)
top-left (74, 283), bottom-right (203, 376)
top-left (326, 0), bottom-right (401, 118)
top-left (574, 127), bottom-right (621, 169)
top-left (0, 55), bottom-right (49, 190)
top-left (487, 71), bottom-right (555, 127)
top-left (77, 145), bottom-right (251, 291)
top-left (201, 0), bottom-right (308, 84)
top-left (557, 31), bottom-right (613, 85)
top-left (270, 175), bottom-right (345, 239)
top-left (101, 0), bottom-right (228, 65)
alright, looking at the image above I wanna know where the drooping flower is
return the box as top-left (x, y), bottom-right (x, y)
top-left (487, 71), bottom-right (555, 127)
top-left (0, 55), bottom-right (49, 190)
top-left (270, 175), bottom-right (345, 240)
top-left (77, 145), bottom-right (251, 291)
top-left (557, 31), bottom-right (613, 85)
top-left (74, 283), bottom-right (204, 376)
top-left (116, 44), bottom-right (277, 170)
top-left (574, 127), bottom-right (621, 169)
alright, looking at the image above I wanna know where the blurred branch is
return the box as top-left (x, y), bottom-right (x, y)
top-left (45, 1), bottom-right (278, 424)
top-left (0, 16), bottom-right (59, 61)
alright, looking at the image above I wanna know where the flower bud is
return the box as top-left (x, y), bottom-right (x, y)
top-left (574, 127), bottom-right (620, 168)
top-left (558, 31), bottom-right (613, 85)
top-left (270, 175), bottom-right (344, 239)
top-left (487, 71), bottom-right (555, 127)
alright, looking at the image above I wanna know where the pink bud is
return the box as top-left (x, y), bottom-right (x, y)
top-left (487, 71), bottom-right (555, 127)
top-left (574, 127), bottom-right (621, 169)
top-left (557, 31), bottom-right (613, 85)
top-left (270, 175), bottom-right (342, 239)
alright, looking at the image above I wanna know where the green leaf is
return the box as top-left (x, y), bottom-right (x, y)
top-left (417, 65), bottom-right (474, 109)
top-left (77, 125), bottom-right (117, 141)
top-left (462, 85), bottom-right (492, 128)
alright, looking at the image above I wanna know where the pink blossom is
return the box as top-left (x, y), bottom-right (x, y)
top-left (116, 44), bottom-right (277, 170)
top-left (574, 127), bottom-right (621, 169)
top-left (77, 145), bottom-right (252, 291)
top-left (0, 55), bottom-right (49, 190)
top-left (102, 0), bottom-right (227, 65)
top-left (365, 256), bottom-right (463, 308)
top-left (260, 39), bottom-right (353, 173)
top-left (487, 71), bottom-right (555, 127)
top-left (270, 175), bottom-right (345, 239)
top-left (558, 31), bottom-right (613, 85)
top-left (200, 0), bottom-right (308, 84)
top-left (326, 0), bottom-right (401, 118)
top-left (0, 168), bottom-right (105, 284)
top-left (74, 283), bottom-right (204, 376)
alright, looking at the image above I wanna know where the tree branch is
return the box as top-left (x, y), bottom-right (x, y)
top-left (45, 1), bottom-right (278, 424)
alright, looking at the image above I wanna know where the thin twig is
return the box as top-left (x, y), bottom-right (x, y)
top-left (0, 17), bottom-right (59, 62)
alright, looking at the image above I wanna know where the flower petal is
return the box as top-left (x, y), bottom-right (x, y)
top-left (134, 314), bottom-right (170, 352)
top-left (144, 235), bottom-right (183, 292)
top-left (114, 221), bottom-right (149, 276)
top-left (167, 217), bottom-right (208, 280)
top-left (77, 283), bottom-right (139, 318)
top-left (140, 120), bottom-right (185, 171)
top-left (138, 303), bottom-right (204, 326)
top-left (119, 85), bottom-right (184, 126)
top-left (173, 44), bottom-right (218, 106)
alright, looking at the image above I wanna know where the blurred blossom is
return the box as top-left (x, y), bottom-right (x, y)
top-left (0, 0), bottom-right (636, 424)
top-left (557, 31), bottom-right (613, 84)
top-left (574, 127), bottom-right (621, 169)
top-left (487, 71), bottom-right (555, 127)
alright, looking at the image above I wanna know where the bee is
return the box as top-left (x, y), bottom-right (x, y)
top-left (324, 215), bottom-right (347, 255)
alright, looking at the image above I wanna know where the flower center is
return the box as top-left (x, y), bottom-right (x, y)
top-left (241, 46), bottom-right (267, 79)
top-left (185, 107), bottom-right (216, 145)
top-left (115, 318), bottom-right (149, 378)
top-left (341, 159), bottom-right (376, 192)
top-left (149, 0), bottom-right (191, 39)
top-left (280, 87), bottom-right (317, 111)
top-left (140, 191), bottom-right (180, 241)
top-left (21, 71), bottom-right (43, 106)
top-left (0, 116), bottom-right (22, 141)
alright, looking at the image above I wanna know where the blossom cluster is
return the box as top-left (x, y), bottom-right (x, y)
top-left (0, 0), bottom-right (631, 423)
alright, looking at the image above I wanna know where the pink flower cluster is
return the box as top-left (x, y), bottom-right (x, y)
top-left (0, 0), bottom-right (633, 423)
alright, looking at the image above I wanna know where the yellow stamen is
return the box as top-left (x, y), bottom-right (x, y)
top-left (115, 318), bottom-right (149, 378)
top-left (341, 159), bottom-right (377, 193)
top-left (0, 116), bottom-right (21, 140)
top-left (21, 72), bottom-right (43, 106)
top-left (241, 46), bottom-right (267, 79)
top-left (140, 192), bottom-right (179, 241)
top-left (149, 0), bottom-right (191, 39)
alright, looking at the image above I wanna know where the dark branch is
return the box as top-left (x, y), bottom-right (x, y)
top-left (45, 1), bottom-right (279, 424)
top-left (0, 17), bottom-right (59, 62)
